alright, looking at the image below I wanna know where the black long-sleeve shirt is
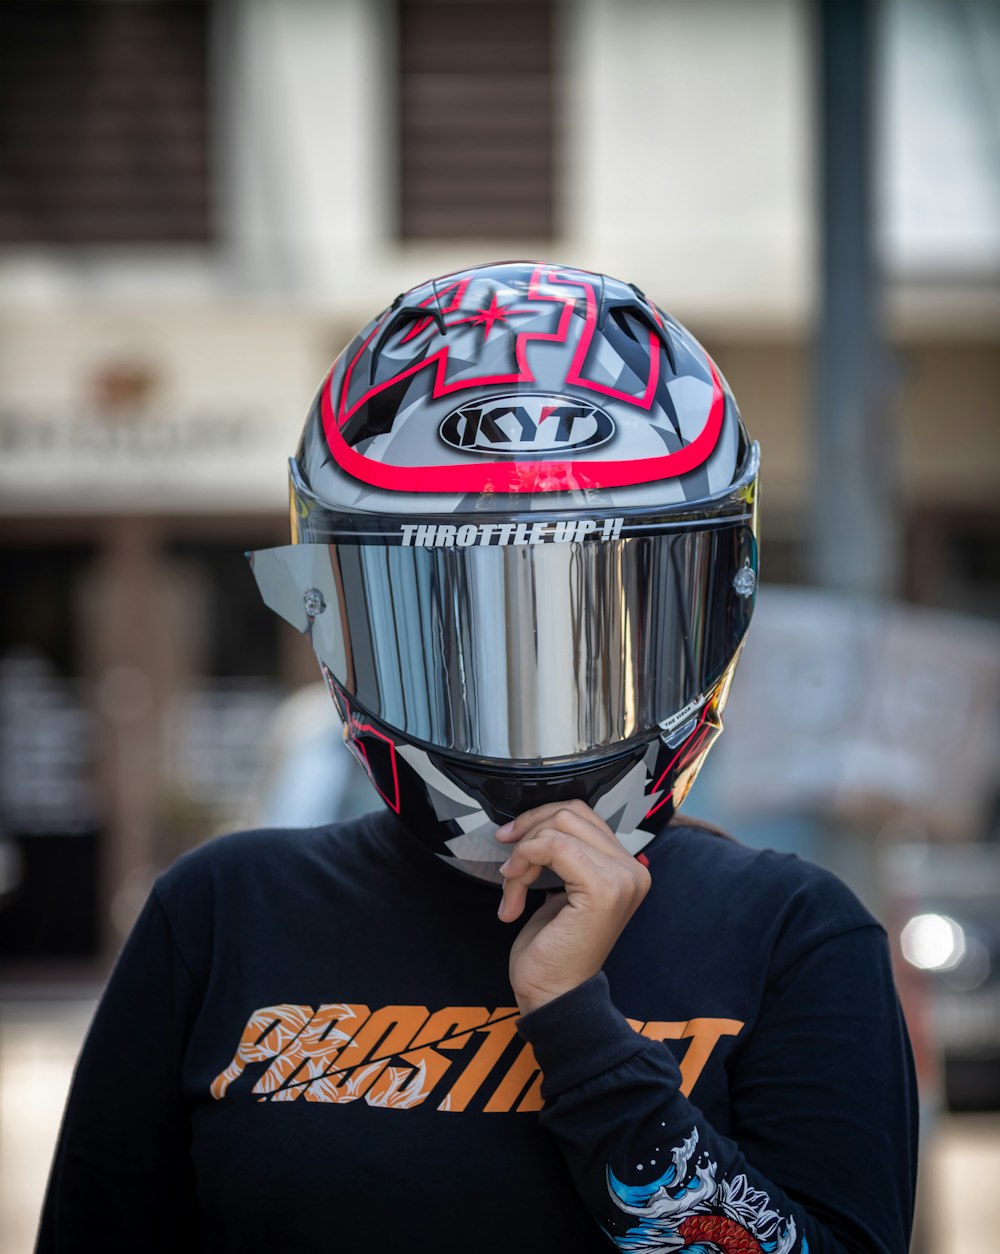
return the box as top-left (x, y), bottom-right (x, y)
top-left (37, 812), bottom-right (917, 1252)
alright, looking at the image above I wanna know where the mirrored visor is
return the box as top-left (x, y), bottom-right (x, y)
top-left (249, 520), bottom-right (756, 764)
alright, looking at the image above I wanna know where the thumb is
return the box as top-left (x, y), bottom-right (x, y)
top-left (512, 889), bottom-right (568, 948)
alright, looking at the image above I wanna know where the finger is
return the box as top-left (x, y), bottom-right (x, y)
top-left (514, 812), bottom-right (634, 871)
top-left (497, 854), bottom-right (546, 922)
top-left (511, 825), bottom-right (651, 910)
top-left (503, 811), bottom-right (616, 871)
top-left (496, 797), bottom-right (608, 842)
top-left (502, 824), bottom-right (629, 896)
top-left (497, 801), bottom-right (622, 859)
top-left (498, 874), bottom-right (528, 922)
top-left (515, 890), bottom-right (568, 934)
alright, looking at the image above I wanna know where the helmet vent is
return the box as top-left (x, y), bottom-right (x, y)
top-left (370, 302), bottom-right (448, 384)
top-left (597, 280), bottom-right (677, 374)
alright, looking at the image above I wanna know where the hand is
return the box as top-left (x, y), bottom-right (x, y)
top-left (496, 799), bottom-right (651, 1014)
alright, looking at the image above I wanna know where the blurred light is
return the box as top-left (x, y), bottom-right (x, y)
top-left (900, 913), bottom-right (967, 971)
top-left (946, 936), bottom-right (992, 992)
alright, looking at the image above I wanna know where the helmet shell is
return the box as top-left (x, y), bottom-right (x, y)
top-left (293, 260), bottom-right (745, 527)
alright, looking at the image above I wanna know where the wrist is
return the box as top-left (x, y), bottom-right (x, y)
top-left (513, 970), bottom-right (601, 1016)
top-left (511, 963), bottom-right (604, 1013)
top-left (515, 974), bottom-right (657, 1100)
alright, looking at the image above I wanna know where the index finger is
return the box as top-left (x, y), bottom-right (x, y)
top-left (495, 798), bottom-right (615, 845)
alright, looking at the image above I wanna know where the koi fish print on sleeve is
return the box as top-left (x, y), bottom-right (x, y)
top-left (607, 1127), bottom-right (800, 1254)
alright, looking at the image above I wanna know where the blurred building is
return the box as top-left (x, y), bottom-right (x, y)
top-left (0, 0), bottom-right (997, 966)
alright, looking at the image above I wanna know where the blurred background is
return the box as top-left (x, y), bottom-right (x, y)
top-left (0, 0), bottom-right (997, 1249)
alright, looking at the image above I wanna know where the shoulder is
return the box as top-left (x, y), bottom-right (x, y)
top-left (640, 816), bottom-right (882, 967)
top-left (140, 814), bottom-right (390, 988)
top-left (156, 823), bottom-right (332, 896)
top-left (150, 815), bottom-right (380, 953)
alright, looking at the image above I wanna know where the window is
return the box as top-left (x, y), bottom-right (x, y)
top-left (397, 0), bottom-right (556, 240)
top-left (0, 1), bottom-right (211, 244)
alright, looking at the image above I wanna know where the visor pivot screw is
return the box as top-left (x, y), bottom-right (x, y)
top-left (733, 561), bottom-right (756, 598)
top-left (303, 587), bottom-right (327, 618)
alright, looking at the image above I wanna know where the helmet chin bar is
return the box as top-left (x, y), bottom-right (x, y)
top-left (426, 742), bottom-right (656, 827)
top-left (324, 666), bottom-right (729, 886)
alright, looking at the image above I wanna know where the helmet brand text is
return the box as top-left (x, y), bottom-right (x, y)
top-left (439, 394), bottom-right (615, 457)
top-left (400, 517), bottom-right (624, 547)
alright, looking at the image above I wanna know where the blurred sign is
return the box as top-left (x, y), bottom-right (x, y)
top-left (163, 681), bottom-right (284, 810)
top-left (0, 651), bottom-right (101, 834)
top-left (0, 406), bottom-right (287, 514)
top-left (717, 588), bottom-right (1000, 839)
top-left (0, 305), bottom-right (323, 516)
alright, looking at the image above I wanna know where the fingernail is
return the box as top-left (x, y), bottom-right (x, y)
top-left (496, 821), bottom-right (514, 837)
top-left (499, 857), bottom-right (511, 875)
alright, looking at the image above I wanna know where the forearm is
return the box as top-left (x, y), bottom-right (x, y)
top-left (518, 970), bottom-right (915, 1254)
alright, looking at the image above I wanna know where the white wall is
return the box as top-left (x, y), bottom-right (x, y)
top-left (881, 0), bottom-right (1000, 278)
top-left (224, 0), bottom-right (390, 298)
top-left (563, 0), bottom-right (813, 328)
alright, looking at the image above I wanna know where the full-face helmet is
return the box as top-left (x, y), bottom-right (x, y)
top-left (250, 261), bottom-right (758, 882)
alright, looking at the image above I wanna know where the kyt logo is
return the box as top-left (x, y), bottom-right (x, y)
top-left (439, 394), bottom-right (615, 458)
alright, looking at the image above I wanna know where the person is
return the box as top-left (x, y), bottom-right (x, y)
top-left (37, 262), bottom-right (917, 1253)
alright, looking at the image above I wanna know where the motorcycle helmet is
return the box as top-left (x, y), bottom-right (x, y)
top-left (249, 261), bottom-right (758, 883)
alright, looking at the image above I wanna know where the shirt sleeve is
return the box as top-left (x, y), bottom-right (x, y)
top-left (516, 924), bottom-right (918, 1254)
top-left (35, 887), bottom-right (201, 1253)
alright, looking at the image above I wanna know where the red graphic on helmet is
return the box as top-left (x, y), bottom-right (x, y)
top-left (399, 284), bottom-right (513, 347)
top-left (645, 697), bottom-right (723, 821)
top-left (339, 693), bottom-right (402, 814)
top-left (320, 263), bottom-right (724, 495)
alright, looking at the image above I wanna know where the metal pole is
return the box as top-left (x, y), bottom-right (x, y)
top-left (812, 0), bottom-right (898, 596)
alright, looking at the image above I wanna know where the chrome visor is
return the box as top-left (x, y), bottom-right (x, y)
top-left (250, 520), bottom-right (756, 764)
